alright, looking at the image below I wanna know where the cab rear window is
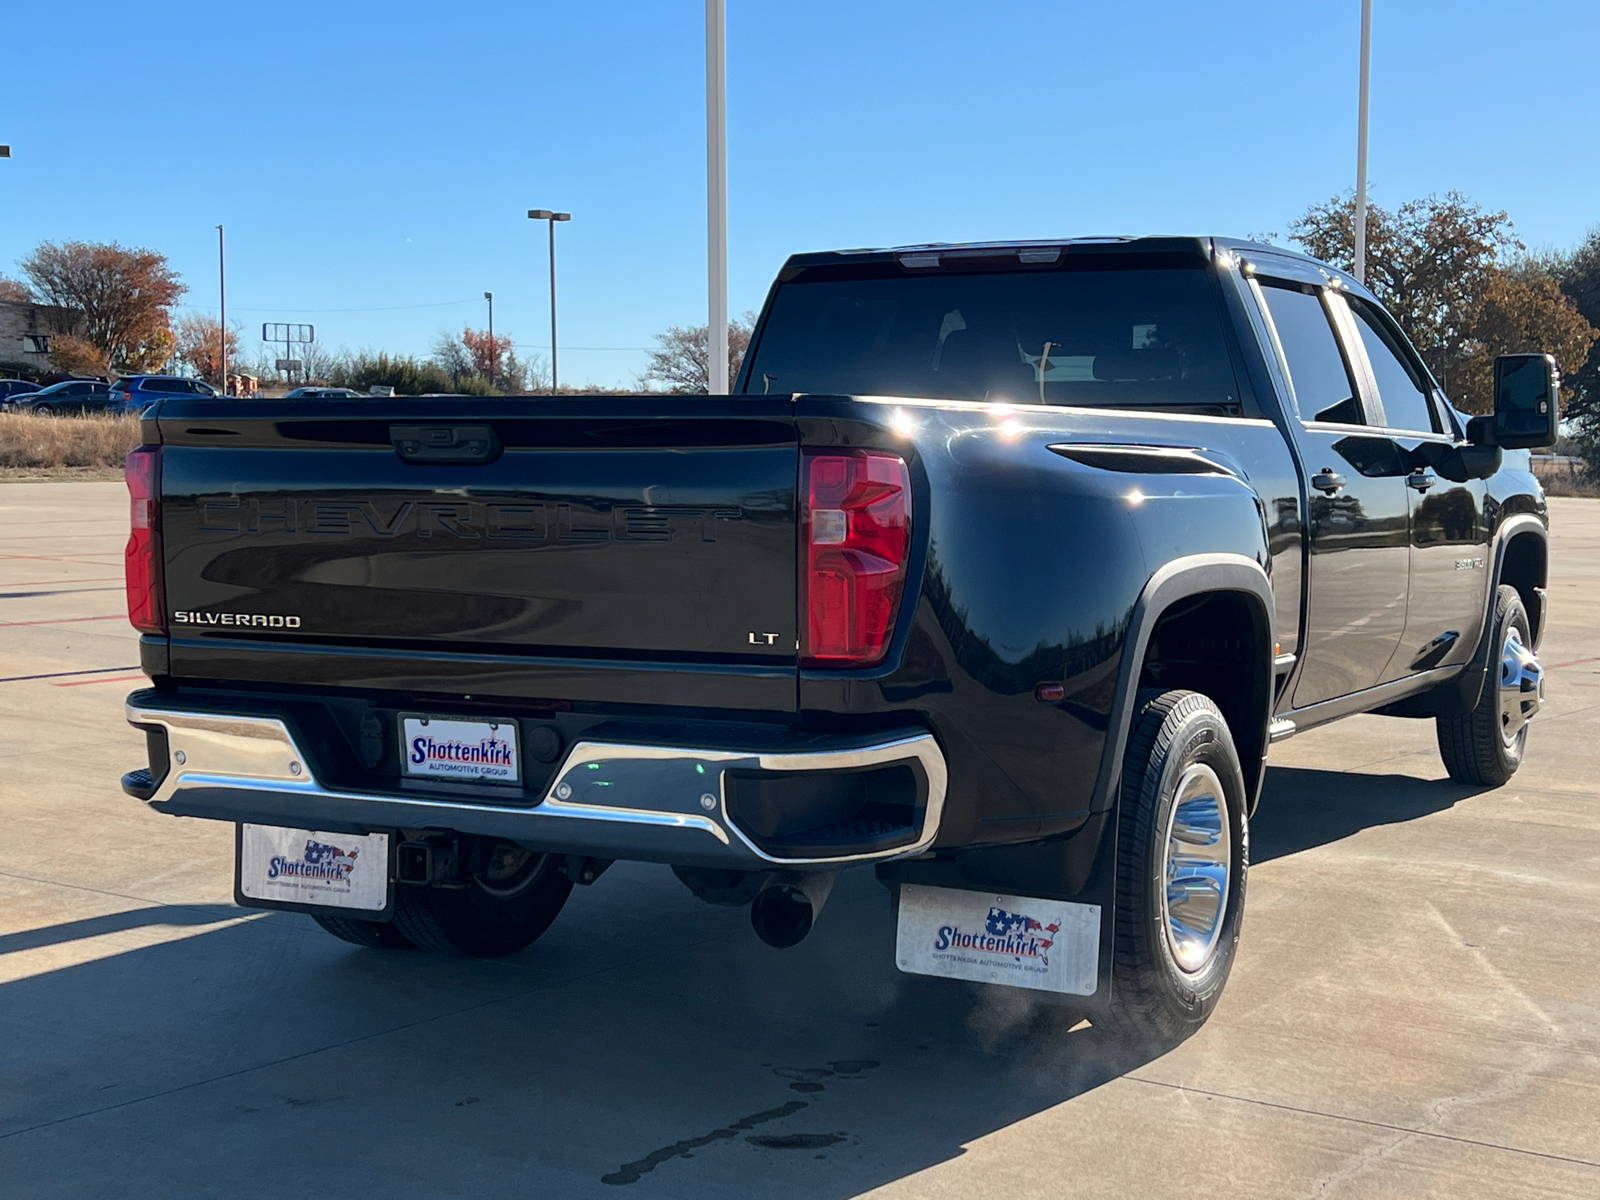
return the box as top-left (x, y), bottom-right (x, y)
top-left (744, 257), bottom-right (1243, 412)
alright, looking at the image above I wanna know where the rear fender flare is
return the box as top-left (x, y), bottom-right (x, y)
top-left (1090, 553), bottom-right (1276, 815)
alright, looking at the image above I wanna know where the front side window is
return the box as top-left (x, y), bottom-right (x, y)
top-left (1346, 297), bottom-right (1438, 434)
top-left (744, 259), bottom-right (1243, 412)
top-left (1259, 282), bottom-right (1364, 426)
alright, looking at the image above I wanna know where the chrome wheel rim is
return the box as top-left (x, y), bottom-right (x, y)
top-left (1498, 626), bottom-right (1544, 747)
top-left (1160, 763), bottom-right (1231, 974)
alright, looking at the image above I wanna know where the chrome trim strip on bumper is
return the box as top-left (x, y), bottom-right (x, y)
top-left (125, 703), bottom-right (947, 869)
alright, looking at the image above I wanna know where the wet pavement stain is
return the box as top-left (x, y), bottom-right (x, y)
top-left (601, 1101), bottom-right (809, 1185)
top-left (747, 1132), bottom-right (847, 1151)
top-left (774, 1060), bottom-right (880, 1092)
top-left (600, 1061), bottom-right (882, 1185)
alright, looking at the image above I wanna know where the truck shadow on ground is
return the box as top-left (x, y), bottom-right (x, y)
top-left (0, 761), bottom-right (1475, 1198)
top-left (1251, 764), bottom-right (1484, 863)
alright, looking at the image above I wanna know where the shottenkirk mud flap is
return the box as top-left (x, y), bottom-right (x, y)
top-left (895, 883), bottom-right (1100, 995)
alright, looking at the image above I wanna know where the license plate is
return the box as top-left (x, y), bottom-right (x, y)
top-left (238, 824), bottom-right (390, 913)
top-left (399, 715), bottom-right (521, 784)
top-left (895, 883), bottom-right (1101, 996)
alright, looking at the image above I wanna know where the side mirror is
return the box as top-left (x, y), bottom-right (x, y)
top-left (1488, 353), bottom-right (1560, 450)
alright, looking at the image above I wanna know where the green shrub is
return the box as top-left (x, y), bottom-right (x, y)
top-left (328, 351), bottom-right (454, 396)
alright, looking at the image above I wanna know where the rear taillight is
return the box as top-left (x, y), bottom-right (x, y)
top-left (125, 445), bottom-right (164, 634)
top-left (801, 450), bottom-right (911, 667)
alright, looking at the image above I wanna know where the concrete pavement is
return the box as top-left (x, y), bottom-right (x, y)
top-left (0, 481), bottom-right (1596, 1198)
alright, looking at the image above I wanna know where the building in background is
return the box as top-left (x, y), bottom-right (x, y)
top-left (0, 299), bottom-right (86, 379)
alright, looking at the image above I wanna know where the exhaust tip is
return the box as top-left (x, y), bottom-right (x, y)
top-left (749, 872), bottom-right (835, 949)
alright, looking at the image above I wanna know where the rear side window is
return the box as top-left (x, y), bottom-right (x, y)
top-left (1346, 297), bottom-right (1438, 434)
top-left (138, 378), bottom-right (167, 392)
top-left (1259, 283), bottom-right (1363, 425)
top-left (744, 260), bottom-right (1244, 411)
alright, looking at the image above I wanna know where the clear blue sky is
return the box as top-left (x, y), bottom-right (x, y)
top-left (4, 0), bottom-right (1596, 387)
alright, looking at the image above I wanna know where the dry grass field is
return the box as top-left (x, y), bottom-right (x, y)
top-left (0, 411), bottom-right (142, 481)
top-left (1533, 454), bottom-right (1600, 497)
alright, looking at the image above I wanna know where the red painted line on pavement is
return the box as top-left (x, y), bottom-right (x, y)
top-left (0, 576), bottom-right (122, 587)
top-left (0, 665), bottom-right (140, 683)
top-left (54, 673), bottom-right (147, 688)
top-left (0, 614), bottom-right (124, 628)
top-left (1546, 656), bottom-right (1600, 670)
top-left (0, 553), bottom-right (123, 565)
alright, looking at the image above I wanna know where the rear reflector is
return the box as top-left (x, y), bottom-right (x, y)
top-left (125, 445), bottom-right (164, 634)
top-left (801, 450), bottom-right (911, 667)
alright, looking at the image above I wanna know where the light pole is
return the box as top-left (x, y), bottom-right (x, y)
top-left (706, 0), bottom-right (728, 394)
top-left (216, 225), bottom-right (227, 394)
top-left (1354, 0), bottom-right (1372, 284)
top-left (527, 210), bottom-right (571, 394)
top-left (484, 291), bottom-right (494, 387)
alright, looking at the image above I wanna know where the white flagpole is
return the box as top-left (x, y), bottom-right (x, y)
top-left (707, 0), bottom-right (729, 393)
top-left (1354, 0), bottom-right (1372, 284)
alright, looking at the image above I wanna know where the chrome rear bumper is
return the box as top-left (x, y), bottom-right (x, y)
top-left (124, 701), bottom-right (946, 870)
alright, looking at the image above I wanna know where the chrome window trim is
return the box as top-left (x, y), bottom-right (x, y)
top-left (1321, 290), bottom-right (1388, 430)
top-left (1341, 292), bottom-right (1446, 436)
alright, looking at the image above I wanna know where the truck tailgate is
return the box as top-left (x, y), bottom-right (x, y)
top-left (155, 399), bottom-right (799, 670)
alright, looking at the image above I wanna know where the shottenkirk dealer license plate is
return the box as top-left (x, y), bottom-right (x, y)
top-left (238, 824), bottom-right (390, 913)
top-left (895, 883), bottom-right (1101, 996)
top-left (400, 715), bottom-right (521, 784)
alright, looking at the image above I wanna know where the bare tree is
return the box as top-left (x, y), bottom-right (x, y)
top-left (0, 274), bottom-right (31, 303)
top-left (293, 340), bottom-right (342, 385)
top-left (641, 313), bottom-right (755, 393)
top-left (430, 328), bottom-right (547, 394)
top-left (432, 330), bottom-right (475, 385)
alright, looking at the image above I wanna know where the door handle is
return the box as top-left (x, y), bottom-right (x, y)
top-left (1406, 468), bottom-right (1438, 492)
top-left (1311, 468), bottom-right (1347, 495)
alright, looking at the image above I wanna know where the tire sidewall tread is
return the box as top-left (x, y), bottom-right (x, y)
top-left (1437, 585), bottom-right (1531, 788)
top-left (1109, 689), bottom-right (1249, 1047)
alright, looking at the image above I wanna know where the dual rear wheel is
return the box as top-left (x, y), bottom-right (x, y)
top-left (1437, 584), bottom-right (1543, 786)
top-left (312, 839), bottom-right (572, 958)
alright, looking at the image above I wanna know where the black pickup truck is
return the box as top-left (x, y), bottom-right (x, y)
top-left (119, 237), bottom-right (1556, 1044)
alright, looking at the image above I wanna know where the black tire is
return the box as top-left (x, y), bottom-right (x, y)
top-left (33, 404), bottom-right (53, 416)
top-left (392, 841), bottom-right (573, 958)
top-left (1107, 689), bottom-right (1249, 1047)
top-left (1437, 584), bottom-right (1538, 787)
top-left (311, 912), bottom-right (415, 949)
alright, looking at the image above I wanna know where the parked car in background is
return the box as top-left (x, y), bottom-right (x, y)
top-left (10, 379), bottom-right (113, 415)
top-left (282, 387), bottom-right (363, 400)
top-left (0, 379), bottom-right (43, 404)
top-left (110, 376), bottom-right (219, 414)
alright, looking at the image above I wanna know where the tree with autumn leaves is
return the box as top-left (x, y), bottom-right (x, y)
top-left (14, 240), bottom-right (186, 376)
top-left (171, 313), bottom-right (244, 386)
top-left (1285, 193), bottom-right (1598, 418)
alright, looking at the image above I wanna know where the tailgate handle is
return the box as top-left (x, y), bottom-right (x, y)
top-left (391, 424), bottom-right (502, 464)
